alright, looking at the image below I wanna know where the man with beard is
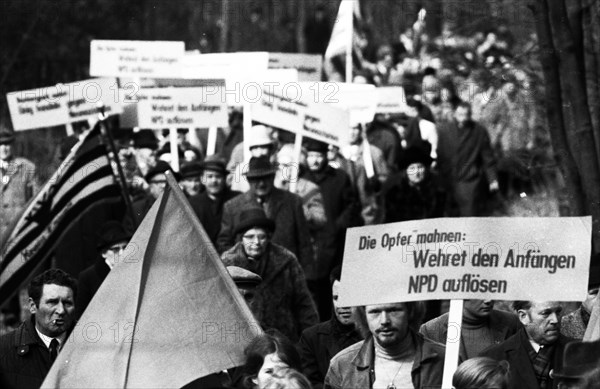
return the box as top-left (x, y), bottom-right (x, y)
top-left (420, 299), bottom-right (521, 360)
top-left (481, 301), bottom-right (574, 389)
top-left (189, 155), bottom-right (239, 245)
top-left (325, 301), bottom-right (444, 389)
top-left (0, 269), bottom-right (77, 389)
top-left (298, 266), bottom-right (362, 389)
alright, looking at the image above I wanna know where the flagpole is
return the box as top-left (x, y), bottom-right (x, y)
top-left (345, 0), bottom-right (353, 83)
top-left (96, 107), bottom-right (137, 229)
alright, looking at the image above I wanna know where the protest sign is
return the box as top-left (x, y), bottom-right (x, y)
top-left (181, 52), bottom-right (269, 80)
top-left (268, 53), bottom-right (323, 82)
top-left (339, 217), bottom-right (592, 307)
top-left (7, 78), bottom-right (123, 131)
top-left (135, 87), bottom-right (228, 129)
top-left (250, 85), bottom-right (349, 147)
top-left (299, 82), bottom-right (377, 125)
top-left (376, 86), bottom-right (408, 114)
top-left (90, 40), bottom-right (184, 78)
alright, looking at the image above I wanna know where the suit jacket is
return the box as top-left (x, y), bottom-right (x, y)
top-left (419, 309), bottom-right (522, 360)
top-left (480, 329), bottom-right (574, 389)
top-left (75, 259), bottom-right (111, 319)
top-left (188, 188), bottom-right (239, 245)
top-left (0, 316), bottom-right (57, 389)
top-left (217, 188), bottom-right (313, 270)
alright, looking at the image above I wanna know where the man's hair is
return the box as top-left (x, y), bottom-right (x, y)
top-left (512, 301), bottom-right (532, 312)
top-left (28, 269), bottom-right (77, 307)
top-left (353, 302), bottom-right (426, 339)
top-left (452, 357), bottom-right (510, 389)
top-left (329, 265), bottom-right (342, 287)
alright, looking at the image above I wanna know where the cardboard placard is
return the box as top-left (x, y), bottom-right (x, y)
top-left (268, 53), bottom-right (323, 82)
top-left (133, 87), bottom-right (228, 129)
top-left (376, 86), bottom-right (408, 114)
top-left (339, 217), bottom-right (592, 306)
top-left (7, 78), bottom-right (123, 131)
top-left (90, 40), bottom-right (184, 78)
top-left (181, 52), bottom-right (269, 80)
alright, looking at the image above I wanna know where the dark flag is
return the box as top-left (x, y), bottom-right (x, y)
top-left (0, 123), bottom-right (122, 303)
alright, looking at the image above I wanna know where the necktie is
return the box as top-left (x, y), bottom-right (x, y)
top-left (49, 338), bottom-right (59, 363)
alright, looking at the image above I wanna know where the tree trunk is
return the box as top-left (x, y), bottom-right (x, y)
top-left (528, 0), bottom-right (586, 216)
top-left (581, 0), bottom-right (600, 169)
top-left (296, 0), bottom-right (306, 53)
top-left (219, 0), bottom-right (229, 52)
top-left (547, 0), bottom-right (600, 248)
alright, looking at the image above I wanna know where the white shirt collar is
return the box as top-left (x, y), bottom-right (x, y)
top-left (529, 338), bottom-right (543, 353)
top-left (35, 326), bottom-right (66, 350)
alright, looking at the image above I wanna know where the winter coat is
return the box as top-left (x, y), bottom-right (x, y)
top-left (189, 188), bottom-right (240, 245)
top-left (298, 317), bottom-right (363, 389)
top-left (75, 259), bottom-right (110, 319)
top-left (221, 242), bottom-right (318, 342)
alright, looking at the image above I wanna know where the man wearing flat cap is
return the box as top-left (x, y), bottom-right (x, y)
top-left (75, 221), bottom-right (131, 318)
top-left (221, 207), bottom-right (318, 341)
top-left (179, 161), bottom-right (203, 197)
top-left (0, 130), bottom-right (39, 246)
top-left (217, 156), bottom-right (313, 274)
top-left (189, 155), bottom-right (240, 245)
top-left (227, 266), bottom-right (262, 318)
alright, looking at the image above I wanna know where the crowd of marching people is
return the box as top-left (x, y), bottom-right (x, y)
top-left (0, 6), bottom-right (598, 389)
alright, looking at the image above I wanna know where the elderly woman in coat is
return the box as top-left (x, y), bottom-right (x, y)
top-left (221, 207), bottom-right (319, 342)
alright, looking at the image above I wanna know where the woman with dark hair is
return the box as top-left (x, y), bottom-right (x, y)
top-left (242, 331), bottom-right (303, 389)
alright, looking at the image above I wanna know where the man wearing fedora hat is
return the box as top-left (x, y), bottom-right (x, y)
top-left (218, 156), bottom-right (313, 273)
top-left (0, 130), bottom-right (39, 246)
top-left (75, 221), bottom-right (131, 318)
top-left (189, 155), bottom-right (240, 245)
top-left (221, 207), bottom-right (318, 342)
top-left (552, 339), bottom-right (600, 389)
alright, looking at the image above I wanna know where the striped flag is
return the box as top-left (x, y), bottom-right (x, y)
top-left (0, 123), bottom-right (122, 302)
top-left (324, 0), bottom-right (363, 81)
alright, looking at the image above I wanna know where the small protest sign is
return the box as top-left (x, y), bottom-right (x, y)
top-left (7, 78), bottom-right (123, 131)
top-left (339, 217), bottom-right (592, 306)
top-left (90, 40), bottom-right (184, 78)
top-left (268, 53), bottom-right (323, 82)
top-left (133, 87), bottom-right (228, 129)
top-left (376, 86), bottom-right (408, 114)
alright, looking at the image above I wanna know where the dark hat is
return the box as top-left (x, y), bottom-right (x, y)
top-left (234, 207), bottom-right (275, 236)
top-left (180, 161), bottom-right (203, 179)
top-left (304, 139), bottom-right (329, 153)
top-left (398, 147), bottom-right (433, 170)
top-left (97, 221), bottom-right (131, 251)
top-left (0, 130), bottom-right (15, 144)
top-left (227, 266), bottom-right (262, 289)
top-left (200, 154), bottom-right (227, 175)
top-left (133, 129), bottom-right (158, 150)
top-left (244, 156), bottom-right (277, 179)
top-left (589, 257), bottom-right (600, 289)
top-left (552, 340), bottom-right (600, 380)
top-left (145, 160), bottom-right (176, 182)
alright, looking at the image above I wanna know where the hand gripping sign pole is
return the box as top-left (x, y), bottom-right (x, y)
top-left (442, 299), bottom-right (464, 388)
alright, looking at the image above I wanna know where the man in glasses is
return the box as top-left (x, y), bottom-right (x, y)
top-left (75, 221), bottom-right (131, 318)
top-left (221, 207), bottom-right (318, 342)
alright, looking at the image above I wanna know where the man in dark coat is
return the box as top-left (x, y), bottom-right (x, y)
top-left (481, 300), bottom-right (574, 389)
top-left (0, 269), bottom-right (77, 389)
top-left (221, 207), bottom-right (318, 342)
top-left (420, 299), bottom-right (522, 360)
top-left (301, 140), bottom-right (361, 319)
top-left (217, 156), bottom-right (313, 270)
top-left (298, 266), bottom-right (362, 389)
top-left (75, 221), bottom-right (131, 319)
top-left (437, 101), bottom-right (499, 216)
top-left (189, 155), bottom-right (239, 245)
